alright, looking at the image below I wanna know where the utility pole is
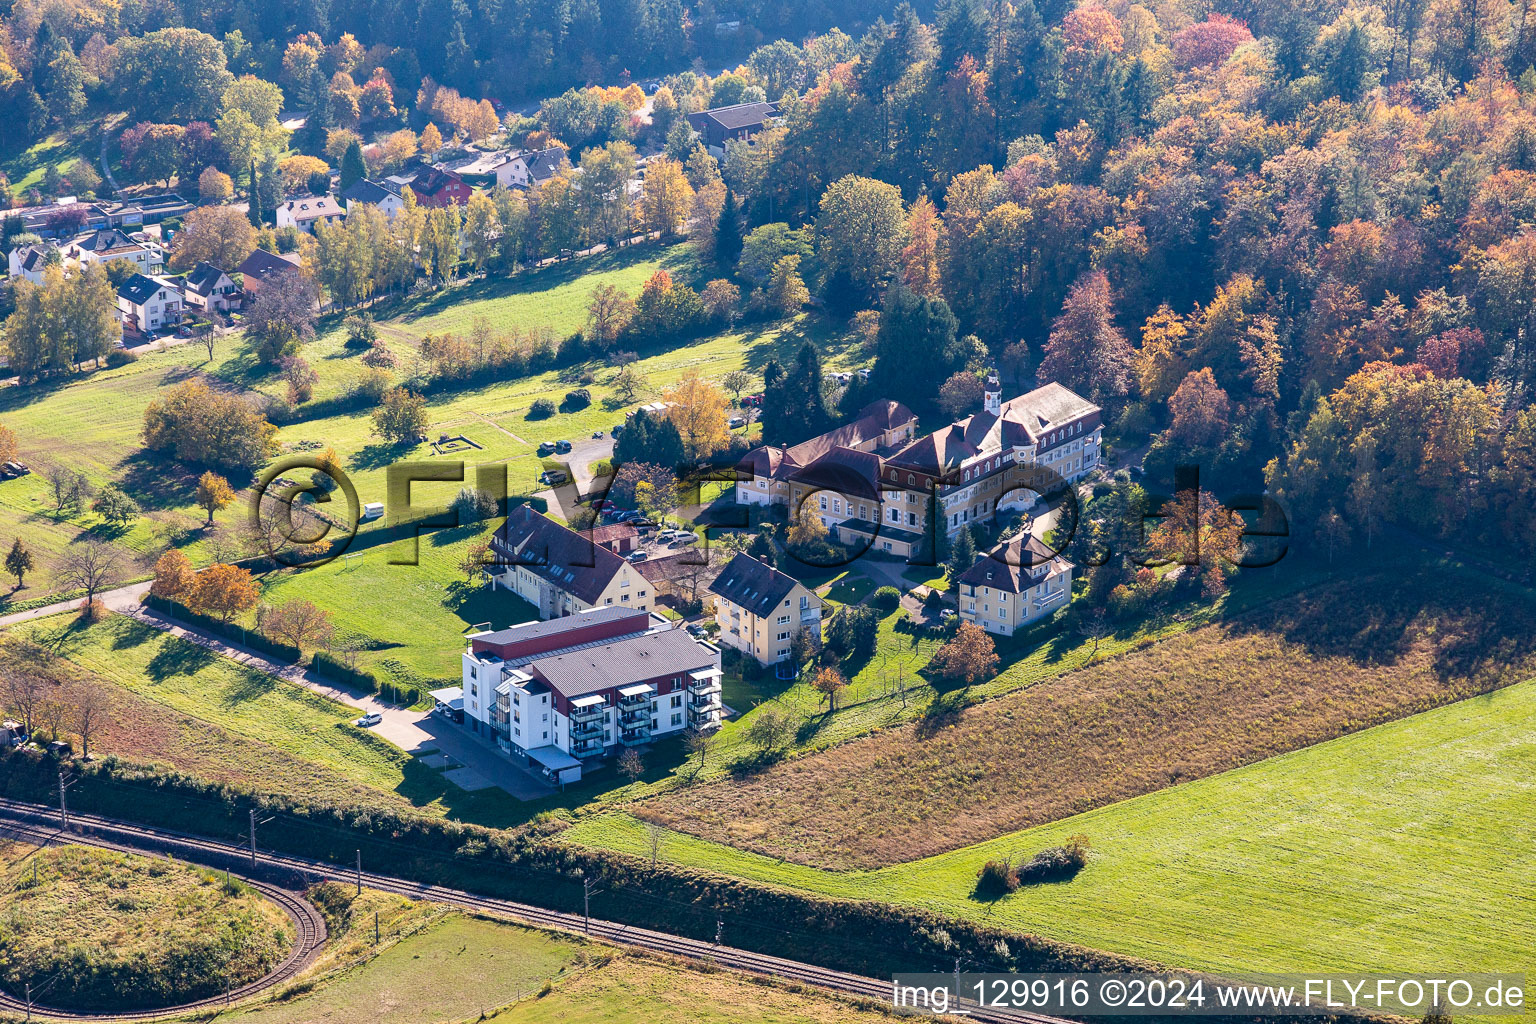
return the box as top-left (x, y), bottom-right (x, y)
top-left (248, 808), bottom-right (257, 868)
top-left (583, 877), bottom-right (602, 934)
top-left (355, 849), bottom-right (363, 895)
top-left (57, 769), bottom-right (74, 830)
top-left (715, 916), bottom-right (723, 945)
top-left (374, 911), bottom-right (380, 945)
top-left (25, 981), bottom-right (31, 1021)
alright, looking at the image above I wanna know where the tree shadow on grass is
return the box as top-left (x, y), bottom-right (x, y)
top-left (218, 663), bottom-right (278, 705)
top-left (114, 448), bottom-right (206, 512)
top-left (913, 687), bottom-right (973, 739)
top-left (109, 618), bottom-right (157, 651)
top-left (350, 441), bottom-right (419, 472)
top-left (145, 637), bottom-right (219, 681)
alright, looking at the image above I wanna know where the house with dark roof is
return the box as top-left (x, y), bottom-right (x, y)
top-left (340, 178), bottom-right (405, 218)
top-left (708, 553), bottom-right (821, 666)
top-left (736, 398), bottom-right (918, 508)
top-left (686, 101), bottom-right (781, 154)
top-left (459, 606), bottom-right (722, 780)
top-left (7, 243), bottom-right (58, 284)
top-left (489, 505), bottom-right (653, 619)
top-left (956, 534), bottom-right (1075, 636)
top-left (235, 248), bottom-right (301, 299)
top-left (493, 147), bottom-right (569, 190)
top-left (182, 262), bottom-right (241, 313)
top-left (61, 228), bottom-right (161, 275)
top-left (116, 274), bottom-right (182, 334)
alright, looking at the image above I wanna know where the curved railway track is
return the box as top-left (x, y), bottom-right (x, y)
top-left (0, 797), bottom-right (1070, 1024)
top-left (0, 817), bottom-right (327, 1021)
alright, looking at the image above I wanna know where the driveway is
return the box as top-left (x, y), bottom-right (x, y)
top-left (0, 581), bottom-right (149, 630)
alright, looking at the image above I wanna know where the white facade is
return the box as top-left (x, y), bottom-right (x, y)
top-left (118, 279), bottom-right (183, 333)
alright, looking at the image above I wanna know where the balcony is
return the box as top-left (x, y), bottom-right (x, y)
top-left (571, 737), bottom-right (605, 758)
top-left (800, 608), bottom-right (821, 624)
top-left (569, 702), bottom-right (605, 722)
top-left (570, 718), bottom-right (603, 740)
top-left (620, 725), bottom-right (651, 746)
top-left (687, 711), bottom-right (722, 734)
top-left (687, 675), bottom-right (722, 698)
top-left (619, 706), bottom-right (650, 727)
top-left (688, 693), bottom-right (720, 713)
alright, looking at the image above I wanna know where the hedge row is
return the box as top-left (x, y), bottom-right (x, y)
top-left (143, 593), bottom-right (301, 663)
top-left (0, 750), bottom-right (1387, 1024)
top-left (310, 651), bottom-right (423, 707)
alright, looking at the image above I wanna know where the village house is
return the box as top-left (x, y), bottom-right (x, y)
top-left (402, 167), bottom-right (473, 207)
top-left (235, 248), bottom-right (302, 300)
top-left (60, 228), bottom-right (161, 275)
top-left (275, 194), bottom-right (346, 234)
top-left (686, 101), bottom-right (781, 155)
top-left (7, 243), bottom-right (57, 284)
top-left (708, 553), bottom-right (823, 666)
top-left (493, 147), bottom-right (569, 189)
top-left (116, 273), bottom-right (183, 334)
top-left (459, 607), bottom-right (722, 783)
top-left (181, 261), bottom-right (241, 314)
top-left (489, 505), bottom-right (653, 619)
top-left (340, 178), bottom-right (405, 218)
top-left (736, 399), bottom-right (918, 508)
top-left (956, 534), bottom-right (1075, 636)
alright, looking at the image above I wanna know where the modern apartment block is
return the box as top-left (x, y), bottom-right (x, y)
top-left (460, 607), bottom-right (723, 784)
top-left (707, 553), bottom-right (823, 666)
top-left (956, 534), bottom-right (1075, 636)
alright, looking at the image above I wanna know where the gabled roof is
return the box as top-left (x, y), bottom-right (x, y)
top-left (69, 228), bottom-right (142, 254)
top-left (184, 261), bottom-right (230, 296)
top-left (117, 273), bottom-right (169, 305)
top-left (236, 248), bottom-right (300, 281)
top-left (472, 605), bottom-right (645, 649)
top-left (408, 167), bottom-right (466, 196)
top-left (496, 505), bottom-right (628, 605)
top-left (958, 535), bottom-right (1071, 595)
top-left (341, 178), bottom-right (402, 204)
top-left (888, 381), bottom-right (1100, 476)
top-left (687, 101), bottom-right (780, 132)
top-left (789, 445), bottom-right (883, 501)
top-left (708, 553), bottom-right (801, 618)
top-left (280, 194), bottom-right (345, 221)
top-left (742, 400), bottom-right (917, 483)
top-left (518, 147), bottom-right (568, 182)
top-left (11, 244), bottom-right (55, 273)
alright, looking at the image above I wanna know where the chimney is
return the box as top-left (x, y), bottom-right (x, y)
top-left (984, 369), bottom-right (1002, 416)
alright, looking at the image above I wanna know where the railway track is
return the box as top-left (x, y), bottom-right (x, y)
top-left (0, 797), bottom-right (1072, 1024)
top-left (0, 816), bottom-right (327, 1021)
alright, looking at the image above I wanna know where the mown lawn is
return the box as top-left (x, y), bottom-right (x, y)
top-left (565, 676), bottom-right (1536, 1016)
top-left (20, 614), bottom-right (520, 822)
top-left (637, 566), bottom-right (1536, 869)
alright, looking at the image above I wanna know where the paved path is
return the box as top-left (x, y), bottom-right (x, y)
top-left (0, 581), bottom-right (149, 629)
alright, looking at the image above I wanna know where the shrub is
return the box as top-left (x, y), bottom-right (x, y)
top-left (872, 586), bottom-right (900, 610)
top-left (974, 858), bottom-right (1018, 898)
top-left (1015, 835), bottom-right (1091, 885)
top-left (528, 398), bottom-right (557, 419)
top-left (105, 348), bottom-right (139, 367)
top-left (451, 487), bottom-right (499, 523)
top-left (923, 588), bottom-right (946, 609)
top-left (563, 387), bottom-right (591, 410)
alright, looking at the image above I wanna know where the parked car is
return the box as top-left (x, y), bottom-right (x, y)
top-left (685, 623), bottom-right (707, 638)
top-left (355, 712), bottom-right (383, 727)
top-left (674, 533), bottom-right (700, 545)
top-left (627, 550), bottom-right (649, 562)
top-left (555, 439), bottom-right (573, 453)
top-left (536, 441), bottom-right (556, 456)
top-left (615, 510), bottom-right (643, 522)
top-left (741, 394), bottom-right (762, 407)
top-left (728, 415), bottom-right (745, 428)
top-left (592, 430), bottom-right (605, 438)
top-left (539, 470), bottom-right (569, 486)
top-left (611, 424), bottom-right (624, 437)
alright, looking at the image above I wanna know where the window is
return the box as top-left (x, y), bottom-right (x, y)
top-left (819, 495), bottom-right (827, 510)
top-left (671, 695), bottom-right (682, 708)
top-left (777, 631), bottom-right (790, 641)
top-left (800, 595), bottom-right (809, 609)
top-left (638, 590), bottom-right (647, 597)
top-left (671, 713), bottom-right (682, 727)
top-left (777, 614), bottom-right (789, 624)
top-left (833, 499), bottom-right (842, 514)
top-left (621, 593), bottom-right (630, 601)
top-left (859, 504), bottom-right (867, 518)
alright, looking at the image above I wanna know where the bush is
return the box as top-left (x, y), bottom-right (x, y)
top-left (872, 586), bottom-right (900, 610)
top-left (923, 588), bottom-right (946, 609)
top-left (105, 348), bottom-right (139, 367)
top-left (451, 487), bottom-right (499, 523)
top-left (974, 858), bottom-right (1018, 898)
top-left (1015, 835), bottom-right (1091, 885)
top-left (528, 398), bottom-right (557, 419)
top-left (563, 387), bottom-right (591, 410)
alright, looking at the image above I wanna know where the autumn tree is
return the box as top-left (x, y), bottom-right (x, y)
top-left (150, 548), bottom-right (196, 601)
top-left (662, 373), bottom-right (729, 458)
top-left (195, 471), bottom-right (236, 525)
top-left (939, 371), bottom-right (984, 418)
top-left (257, 598), bottom-right (336, 650)
top-left (171, 205), bottom-right (259, 271)
top-left (811, 665), bottom-right (848, 711)
top-left (143, 381), bottom-right (277, 471)
top-left (189, 562), bottom-right (259, 621)
top-left (1166, 368), bottom-right (1231, 449)
top-left (372, 386), bottom-right (428, 444)
top-left (900, 195), bottom-right (943, 296)
top-left (617, 747), bottom-right (645, 782)
top-left (1038, 270), bottom-right (1134, 408)
top-left (816, 175), bottom-right (908, 293)
top-left (929, 622), bottom-right (999, 684)
top-left (585, 284), bottom-right (635, 348)
top-left (641, 157), bottom-right (694, 236)
top-left (767, 254), bottom-right (810, 315)
top-left (56, 540), bottom-right (124, 605)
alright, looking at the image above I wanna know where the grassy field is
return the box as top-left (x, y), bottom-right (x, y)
top-left (17, 614), bottom-right (520, 822)
top-left (565, 675), bottom-right (1536, 1007)
top-left (638, 567), bottom-right (1536, 869)
top-left (228, 900), bottom-right (893, 1024)
top-left (0, 842), bottom-right (293, 1012)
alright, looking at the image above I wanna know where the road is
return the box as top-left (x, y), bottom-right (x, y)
top-left (0, 797), bottom-right (1072, 1024)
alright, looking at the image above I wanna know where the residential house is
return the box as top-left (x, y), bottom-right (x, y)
top-left (488, 504), bottom-right (654, 619)
top-left (7, 243), bottom-right (58, 284)
top-left (494, 148), bottom-right (569, 190)
top-left (340, 178), bottom-right (405, 219)
top-left (686, 101), bottom-right (780, 155)
top-left (403, 167), bottom-right (472, 208)
top-left (182, 262), bottom-right (241, 314)
top-left (117, 273), bottom-right (183, 334)
top-left (275, 194), bottom-right (346, 234)
top-left (460, 607), bottom-right (722, 781)
top-left (235, 248), bottom-right (302, 300)
top-left (707, 553), bottom-right (822, 666)
top-left (736, 399), bottom-right (918, 508)
top-left (61, 228), bottom-right (161, 275)
top-left (956, 534), bottom-right (1075, 636)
